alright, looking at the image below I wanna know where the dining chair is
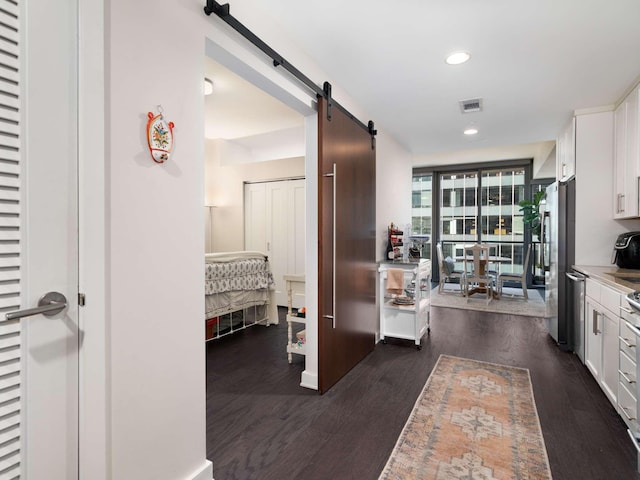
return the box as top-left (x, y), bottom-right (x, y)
top-left (485, 243), bottom-right (500, 281)
top-left (436, 242), bottom-right (465, 295)
top-left (497, 243), bottom-right (531, 299)
top-left (463, 244), bottom-right (494, 304)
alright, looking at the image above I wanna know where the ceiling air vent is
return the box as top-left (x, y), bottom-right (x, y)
top-left (459, 98), bottom-right (483, 113)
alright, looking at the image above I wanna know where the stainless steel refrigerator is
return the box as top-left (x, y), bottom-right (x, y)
top-left (543, 177), bottom-right (576, 350)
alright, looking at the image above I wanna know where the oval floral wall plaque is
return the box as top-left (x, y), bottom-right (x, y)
top-left (146, 110), bottom-right (175, 163)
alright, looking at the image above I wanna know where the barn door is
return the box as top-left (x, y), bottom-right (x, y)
top-left (318, 97), bottom-right (376, 394)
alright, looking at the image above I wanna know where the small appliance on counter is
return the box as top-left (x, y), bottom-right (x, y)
top-left (613, 232), bottom-right (640, 269)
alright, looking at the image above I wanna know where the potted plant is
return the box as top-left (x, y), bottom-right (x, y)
top-left (519, 190), bottom-right (546, 239)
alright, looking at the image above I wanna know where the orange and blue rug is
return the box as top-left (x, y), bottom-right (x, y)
top-left (379, 355), bottom-right (552, 479)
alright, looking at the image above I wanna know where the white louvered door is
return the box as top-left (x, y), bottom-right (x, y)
top-left (0, 1), bottom-right (80, 478)
top-left (0, 5), bottom-right (23, 477)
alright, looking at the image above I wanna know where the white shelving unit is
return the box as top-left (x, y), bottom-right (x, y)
top-left (378, 259), bottom-right (431, 349)
top-left (284, 273), bottom-right (306, 363)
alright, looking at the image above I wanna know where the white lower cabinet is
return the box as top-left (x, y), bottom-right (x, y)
top-left (584, 279), bottom-right (620, 405)
top-left (585, 276), bottom-right (640, 473)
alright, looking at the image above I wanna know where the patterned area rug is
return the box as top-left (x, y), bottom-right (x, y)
top-left (379, 355), bottom-right (552, 480)
top-left (430, 284), bottom-right (547, 318)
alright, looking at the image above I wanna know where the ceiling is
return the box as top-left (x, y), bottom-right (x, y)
top-left (204, 57), bottom-right (303, 140)
top-left (206, 0), bottom-right (640, 156)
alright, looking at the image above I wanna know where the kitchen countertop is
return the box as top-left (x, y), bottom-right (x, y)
top-left (573, 264), bottom-right (640, 293)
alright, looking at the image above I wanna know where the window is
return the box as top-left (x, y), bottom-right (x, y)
top-left (410, 174), bottom-right (432, 259)
top-left (412, 161), bottom-right (546, 288)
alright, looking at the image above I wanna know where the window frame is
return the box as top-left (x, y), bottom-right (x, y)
top-left (413, 159), bottom-right (542, 287)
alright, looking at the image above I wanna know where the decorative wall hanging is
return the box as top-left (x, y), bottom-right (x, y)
top-left (146, 106), bottom-right (175, 163)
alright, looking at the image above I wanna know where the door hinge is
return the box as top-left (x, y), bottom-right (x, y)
top-left (78, 293), bottom-right (86, 307)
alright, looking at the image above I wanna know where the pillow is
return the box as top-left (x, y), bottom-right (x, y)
top-left (443, 256), bottom-right (455, 275)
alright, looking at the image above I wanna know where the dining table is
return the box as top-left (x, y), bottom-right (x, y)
top-left (455, 254), bottom-right (511, 298)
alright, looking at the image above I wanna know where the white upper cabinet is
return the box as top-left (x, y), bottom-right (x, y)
top-left (557, 116), bottom-right (576, 182)
top-left (613, 85), bottom-right (640, 219)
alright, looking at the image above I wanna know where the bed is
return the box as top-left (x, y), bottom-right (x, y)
top-left (205, 251), bottom-right (278, 340)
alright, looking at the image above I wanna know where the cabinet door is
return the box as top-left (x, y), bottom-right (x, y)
top-left (627, 86), bottom-right (639, 202)
top-left (585, 299), bottom-right (602, 379)
top-left (601, 310), bottom-right (619, 405)
top-left (614, 101), bottom-right (627, 218)
top-left (557, 117), bottom-right (576, 181)
top-left (614, 88), bottom-right (640, 219)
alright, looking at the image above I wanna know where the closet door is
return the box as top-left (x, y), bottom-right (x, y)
top-left (244, 183), bottom-right (267, 253)
top-left (289, 179), bottom-right (306, 281)
top-left (244, 180), bottom-right (305, 306)
top-left (318, 97), bottom-right (376, 394)
top-left (266, 181), bottom-right (288, 305)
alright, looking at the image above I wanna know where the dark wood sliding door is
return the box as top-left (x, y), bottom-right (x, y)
top-left (318, 97), bottom-right (376, 394)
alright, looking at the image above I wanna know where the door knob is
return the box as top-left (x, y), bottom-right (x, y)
top-left (5, 292), bottom-right (68, 320)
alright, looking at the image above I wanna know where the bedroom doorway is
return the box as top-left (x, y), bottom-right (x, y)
top-left (203, 55), bottom-right (306, 308)
top-left (202, 55), bottom-right (310, 343)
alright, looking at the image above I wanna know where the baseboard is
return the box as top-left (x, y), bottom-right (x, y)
top-left (300, 370), bottom-right (318, 390)
top-left (187, 460), bottom-right (213, 480)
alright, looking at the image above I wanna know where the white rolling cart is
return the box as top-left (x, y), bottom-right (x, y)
top-left (378, 259), bottom-right (431, 349)
top-left (284, 274), bottom-right (306, 363)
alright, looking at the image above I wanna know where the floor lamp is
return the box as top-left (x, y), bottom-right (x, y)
top-left (205, 205), bottom-right (216, 253)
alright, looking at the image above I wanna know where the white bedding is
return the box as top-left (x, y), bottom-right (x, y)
top-left (205, 251), bottom-right (268, 263)
top-left (205, 251), bottom-right (278, 326)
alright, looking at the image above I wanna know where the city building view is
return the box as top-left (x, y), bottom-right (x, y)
top-left (411, 166), bottom-right (547, 285)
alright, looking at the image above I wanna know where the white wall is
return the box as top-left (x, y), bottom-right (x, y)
top-left (376, 130), bottom-right (413, 260)
top-left (204, 138), bottom-right (304, 252)
top-left (108, 1), bottom-right (211, 479)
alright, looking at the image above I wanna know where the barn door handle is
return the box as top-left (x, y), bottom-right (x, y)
top-left (5, 292), bottom-right (68, 320)
top-left (322, 163), bottom-right (337, 329)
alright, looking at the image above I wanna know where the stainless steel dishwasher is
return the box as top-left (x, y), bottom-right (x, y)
top-left (566, 270), bottom-right (586, 362)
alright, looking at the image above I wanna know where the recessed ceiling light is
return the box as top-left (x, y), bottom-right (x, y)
top-left (204, 78), bottom-right (214, 95)
top-left (446, 51), bottom-right (471, 65)
top-left (464, 128), bottom-right (478, 135)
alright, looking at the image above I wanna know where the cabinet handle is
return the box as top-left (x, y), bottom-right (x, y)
top-left (624, 320), bottom-right (640, 338)
top-left (593, 310), bottom-right (600, 335)
top-left (621, 406), bottom-right (637, 422)
top-left (620, 336), bottom-right (636, 349)
top-left (621, 194), bottom-right (626, 213)
top-left (619, 370), bottom-right (636, 384)
top-left (620, 306), bottom-right (634, 314)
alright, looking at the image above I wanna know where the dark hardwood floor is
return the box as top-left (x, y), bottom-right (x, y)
top-left (206, 306), bottom-right (640, 480)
